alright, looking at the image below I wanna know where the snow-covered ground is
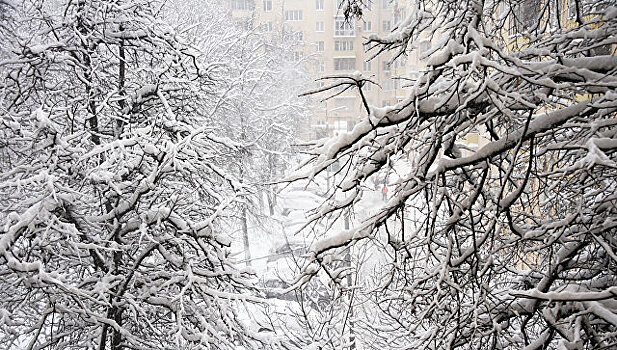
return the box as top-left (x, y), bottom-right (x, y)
top-left (236, 157), bottom-right (413, 282)
top-left (227, 158), bottom-right (415, 348)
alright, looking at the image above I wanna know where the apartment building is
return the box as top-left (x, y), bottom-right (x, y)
top-left (227, 0), bottom-right (421, 140)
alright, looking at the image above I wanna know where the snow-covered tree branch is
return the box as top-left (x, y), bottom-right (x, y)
top-left (0, 1), bottom-right (299, 349)
top-left (291, 0), bottom-right (617, 348)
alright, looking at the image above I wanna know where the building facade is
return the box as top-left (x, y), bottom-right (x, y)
top-left (228, 0), bottom-right (422, 140)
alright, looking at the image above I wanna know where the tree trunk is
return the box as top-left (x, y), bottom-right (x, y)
top-left (242, 204), bottom-right (251, 266)
top-left (116, 37), bottom-right (126, 137)
top-left (267, 190), bottom-right (276, 216)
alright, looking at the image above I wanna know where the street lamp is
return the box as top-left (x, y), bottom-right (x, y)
top-left (325, 105), bottom-right (348, 138)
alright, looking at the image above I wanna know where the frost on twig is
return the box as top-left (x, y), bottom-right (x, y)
top-left (288, 0), bottom-right (617, 348)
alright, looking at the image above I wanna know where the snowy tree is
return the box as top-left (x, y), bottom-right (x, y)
top-left (0, 0), bottom-right (12, 34)
top-left (291, 0), bottom-right (617, 349)
top-left (210, 26), bottom-right (309, 264)
top-left (167, 1), bottom-right (309, 265)
top-left (0, 0), bottom-right (293, 349)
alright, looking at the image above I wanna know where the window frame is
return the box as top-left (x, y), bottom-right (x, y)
top-left (285, 10), bottom-right (304, 21)
top-left (383, 20), bottom-right (391, 32)
top-left (363, 61), bottom-right (372, 72)
top-left (334, 17), bottom-right (355, 37)
top-left (363, 21), bottom-right (372, 32)
top-left (334, 57), bottom-right (356, 71)
top-left (334, 40), bottom-right (354, 52)
top-left (231, 0), bottom-right (254, 11)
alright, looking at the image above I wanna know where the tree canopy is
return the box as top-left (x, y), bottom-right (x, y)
top-left (0, 0), bottom-right (301, 348)
top-left (291, 0), bottom-right (617, 348)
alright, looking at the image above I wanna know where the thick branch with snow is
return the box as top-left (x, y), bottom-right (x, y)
top-left (290, 0), bottom-right (617, 348)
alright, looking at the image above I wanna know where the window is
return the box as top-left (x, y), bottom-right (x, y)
top-left (263, 0), bottom-right (272, 12)
top-left (383, 20), bottom-right (391, 32)
top-left (334, 57), bottom-right (356, 71)
top-left (317, 61), bottom-right (325, 73)
top-left (333, 120), bottom-right (351, 133)
top-left (293, 51), bottom-right (303, 62)
top-left (316, 41), bottom-right (325, 52)
top-left (262, 21), bottom-right (273, 32)
top-left (232, 0), bottom-right (254, 10)
top-left (382, 99), bottom-right (391, 107)
top-left (384, 79), bottom-right (401, 91)
top-left (567, 0), bottom-right (577, 19)
top-left (285, 10), bottom-right (303, 21)
top-left (513, 0), bottom-right (541, 30)
top-left (363, 61), bottom-right (371, 71)
top-left (316, 0), bottom-right (324, 10)
top-left (335, 40), bottom-right (354, 51)
top-left (382, 0), bottom-right (393, 9)
top-left (393, 11), bottom-right (402, 25)
top-left (316, 21), bottom-right (325, 32)
top-left (383, 61), bottom-right (391, 71)
top-left (392, 56), bottom-right (407, 69)
top-left (295, 32), bottom-right (304, 42)
top-left (334, 18), bottom-right (355, 37)
top-left (363, 21), bottom-right (372, 32)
